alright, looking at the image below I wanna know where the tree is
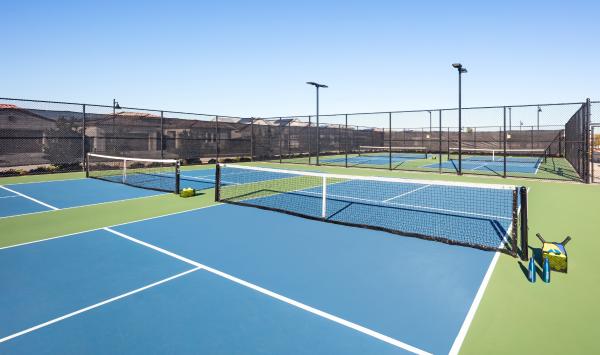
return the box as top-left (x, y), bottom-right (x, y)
top-left (43, 117), bottom-right (83, 170)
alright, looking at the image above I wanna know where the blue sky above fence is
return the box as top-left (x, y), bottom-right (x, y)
top-left (2, 0), bottom-right (598, 126)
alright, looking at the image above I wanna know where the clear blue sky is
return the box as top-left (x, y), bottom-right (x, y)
top-left (2, 0), bottom-right (598, 124)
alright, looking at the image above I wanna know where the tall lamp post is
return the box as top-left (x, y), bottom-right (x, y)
top-left (427, 110), bottom-right (432, 133)
top-left (306, 82), bottom-right (328, 165)
top-left (537, 106), bottom-right (542, 130)
top-left (112, 99), bottom-right (121, 153)
top-left (452, 63), bottom-right (467, 175)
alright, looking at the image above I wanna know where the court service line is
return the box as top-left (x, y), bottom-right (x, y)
top-left (0, 195), bottom-right (18, 199)
top-left (448, 251), bottom-right (501, 355)
top-left (0, 186), bottom-right (59, 211)
top-left (0, 267), bottom-right (201, 344)
top-left (1, 177), bottom-right (84, 186)
top-left (106, 227), bottom-right (431, 355)
top-left (382, 185), bottom-right (431, 203)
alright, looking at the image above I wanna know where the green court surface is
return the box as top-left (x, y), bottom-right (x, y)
top-left (1, 163), bottom-right (598, 354)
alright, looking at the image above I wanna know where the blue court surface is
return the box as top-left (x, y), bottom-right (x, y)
top-left (0, 204), bottom-right (498, 354)
top-left (423, 158), bottom-right (540, 174)
top-left (322, 154), bottom-right (426, 167)
top-left (0, 168), bottom-right (224, 219)
top-left (0, 179), bottom-right (163, 218)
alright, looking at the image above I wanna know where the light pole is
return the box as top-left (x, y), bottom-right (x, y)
top-left (112, 99), bottom-right (121, 153)
top-left (537, 106), bottom-right (542, 130)
top-left (427, 110), bottom-right (432, 133)
top-left (452, 63), bottom-right (467, 175)
top-left (306, 82), bottom-right (328, 165)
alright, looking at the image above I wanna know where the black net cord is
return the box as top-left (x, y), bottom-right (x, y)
top-left (519, 186), bottom-right (529, 261)
top-left (214, 163), bottom-right (221, 202)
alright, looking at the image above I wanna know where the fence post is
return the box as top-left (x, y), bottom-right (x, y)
top-left (345, 114), bottom-right (348, 168)
top-left (250, 118), bottom-right (254, 162)
top-left (82, 104), bottom-right (86, 173)
top-left (160, 111), bottom-right (164, 159)
top-left (503, 107), bottom-right (507, 178)
top-left (389, 112), bottom-right (392, 170)
top-left (308, 116), bottom-right (312, 165)
top-left (215, 116), bottom-right (220, 162)
top-left (279, 117), bottom-right (283, 164)
top-left (439, 110), bottom-right (442, 173)
top-left (585, 98), bottom-right (591, 183)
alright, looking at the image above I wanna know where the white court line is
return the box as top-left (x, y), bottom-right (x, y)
top-left (448, 251), bottom-right (501, 355)
top-left (470, 163), bottom-right (489, 171)
top-left (0, 186), bottom-right (59, 211)
top-left (106, 227), bottom-right (431, 355)
top-left (382, 185), bottom-right (431, 203)
top-left (0, 204), bottom-right (224, 251)
top-left (0, 195), bottom-right (18, 199)
top-left (0, 267), bottom-right (201, 344)
top-left (1, 177), bottom-right (84, 186)
top-left (0, 193), bottom-right (165, 221)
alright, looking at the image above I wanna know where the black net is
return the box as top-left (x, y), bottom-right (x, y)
top-left (86, 153), bottom-right (180, 193)
top-left (216, 164), bottom-right (525, 256)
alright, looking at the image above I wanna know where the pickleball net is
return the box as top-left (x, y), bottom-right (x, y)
top-left (86, 153), bottom-right (181, 193)
top-left (215, 164), bottom-right (528, 258)
top-left (358, 146), bottom-right (428, 159)
top-left (448, 148), bottom-right (547, 164)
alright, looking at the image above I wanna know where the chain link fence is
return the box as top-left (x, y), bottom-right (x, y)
top-left (0, 97), bottom-right (594, 183)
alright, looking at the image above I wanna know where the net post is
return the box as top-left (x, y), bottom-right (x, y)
top-left (122, 159), bottom-right (127, 183)
top-left (321, 175), bottom-right (327, 219)
top-left (85, 152), bottom-right (89, 178)
top-left (511, 188), bottom-right (519, 256)
top-left (175, 160), bottom-right (181, 194)
top-left (519, 186), bottom-right (529, 260)
top-left (215, 164), bottom-right (221, 202)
